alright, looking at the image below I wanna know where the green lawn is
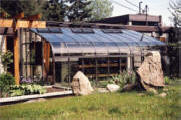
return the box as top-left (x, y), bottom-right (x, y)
top-left (0, 82), bottom-right (180, 120)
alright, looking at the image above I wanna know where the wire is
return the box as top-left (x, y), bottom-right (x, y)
top-left (111, 0), bottom-right (138, 12)
top-left (124, 0), bottom-right (139, 8)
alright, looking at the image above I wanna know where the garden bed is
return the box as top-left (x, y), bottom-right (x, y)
top-left (0, 89), bottom-right (73, 105)
top-left (0, 85), bottom-right (73, 105)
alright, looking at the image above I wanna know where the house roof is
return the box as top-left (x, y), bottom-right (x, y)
top-left (92, 14), bottom-right (162, 24)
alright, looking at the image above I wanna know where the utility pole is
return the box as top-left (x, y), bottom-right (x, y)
top-left (145, 5), bottom-right (148, 26)
top-left (139, 1), bottom-right (143, 14)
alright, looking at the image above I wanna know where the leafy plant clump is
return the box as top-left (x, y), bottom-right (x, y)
top-left (164, 76), bottom-right (173, 85)
top-left (9, 84), bottom-right (47, 97)
top-left (110, 71), bottom-right (137, 89)
top-left (0, 72), bottom-right (15, 97)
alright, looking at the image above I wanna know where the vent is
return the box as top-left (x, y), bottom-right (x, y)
top-left (49, 28), bottom-right (62, 33)
top-left (37, 28), bottom-right (49, 33)
top-left (37, 28), bottom-right (62, 33)
top-left (102, 29), bottom-right (122, 33)
top-left (71, 28), bottom-right (94, 33)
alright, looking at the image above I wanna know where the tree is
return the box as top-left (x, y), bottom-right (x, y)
top-left (169, 0), bottom-right (181, 27)
top-left (42, 0), bottom-right (67, 21)
top-left (0, 0), bottom-right (45, 18)
top-left (87, 0), bottom-right (113, 21)
top-left (66, 0), bottom-right (92, 22)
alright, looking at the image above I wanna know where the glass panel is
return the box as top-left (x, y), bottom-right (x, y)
top-left (80, 42), bottom-right (92, 47)
top-left (66, 42), bottom-right (80, 47)
top-left (105, 42), bottom-right (117, 47)
top-left (51, 42), bottom-right (60, 48)
top-left (82, 28), bottom-right (94, 33)
top-left (94, 42), bottom-right (104, 47)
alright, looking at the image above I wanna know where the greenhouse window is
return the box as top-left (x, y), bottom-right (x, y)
top-left (102, 29), bottom-right (123, 33)
top-left (37, 28), bottom-right (50, 33)
top-left (49, 28), bottom-right (62, 33)
top-left (71, 28), bottom-right (94, 33)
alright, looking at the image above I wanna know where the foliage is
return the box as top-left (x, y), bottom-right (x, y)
top-left (9, 84), bottom-right (46, 97)
top-left (0, 0), bottom-right (45, 18)
top-left (66, 0), bottom-right (92, 22)
top-left (0, 81), bottom-right (180, 120)
top-left (42, 0), bottom-right (67, 21)
top-left (0, 50), bottom-right (13, 72)
top-left (0, 7), bottom-right (11, 18)
top-left (169, 0), bottom-right (181, 27)
top-left (87, 0), bottom-right (113, 21)
top-left (164, 76), bottom-right (173, 85)
top-left (0, 73), bottom-right (15, 96)
top-left (110, 71), bottom-right (137, 89)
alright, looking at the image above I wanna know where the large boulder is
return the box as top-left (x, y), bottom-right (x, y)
top-left (71, 71), bottom-right (94, 95)
top-left (137, 51), bottom-right (165, 92)
top-left (106, 84), bottom-right (120, 92)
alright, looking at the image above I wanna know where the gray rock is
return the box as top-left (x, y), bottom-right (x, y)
top-left (122, 83), bottom-right (135, 92)
top-left (106, 84), bottom-right (120, 92)
top-left (71, 71), bottom-right (94, 95)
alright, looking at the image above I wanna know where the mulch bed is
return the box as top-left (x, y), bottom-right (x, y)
top-left (46, 87), bottom-right (65, 93)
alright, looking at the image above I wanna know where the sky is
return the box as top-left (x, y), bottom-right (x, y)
top-left (111, 0), bottom-right (172, 26)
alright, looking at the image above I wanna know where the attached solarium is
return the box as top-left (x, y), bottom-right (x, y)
top-left (24, 27), bottom-right (165, 84)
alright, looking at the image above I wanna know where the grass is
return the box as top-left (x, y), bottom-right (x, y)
top-left (0, 80), bottom-right (180, 120)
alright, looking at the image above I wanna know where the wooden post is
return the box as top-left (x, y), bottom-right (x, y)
top-left (41, 39), bottom-right (44, 83)
top-left (14, 30), bottom-right (20, 85)
top-left (19, 28), bottom-right (23, 79)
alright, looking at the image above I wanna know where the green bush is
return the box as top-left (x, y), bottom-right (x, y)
top-left (9, 84), bottom-right (47, 97)
top-left (164, 76), bottom-right (172, 85)
top-left (111, 71), bottom-right (137, 89)
top-left (0, 73), bottom-right (15, 96)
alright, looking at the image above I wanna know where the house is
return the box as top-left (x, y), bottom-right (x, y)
top-left (92, 14), bottom-right (172, 43)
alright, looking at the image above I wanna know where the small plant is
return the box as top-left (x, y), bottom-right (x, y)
top-left (164, 76), bottom-right (172, 85)
top-left (0, 72), bottom-right (15, 97)
top-left (110, 71), bottom-right (137, 89)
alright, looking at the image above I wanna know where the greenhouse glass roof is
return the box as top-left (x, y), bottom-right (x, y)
top-left (31, 28), bottom-right (165, 55)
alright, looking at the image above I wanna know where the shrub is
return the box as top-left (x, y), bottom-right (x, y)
top-left (0, 73), bottom-right (15, 96)
top-left (164, 76), bottom-right (173, 85)
top-left (110, 71), bottom-right (137, 89)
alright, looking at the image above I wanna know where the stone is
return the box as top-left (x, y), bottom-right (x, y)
top-left (97, 88), bottom-right (109, 93)
top-left (159, 92), bottom-right (167, 97)
top-left (71, 71), bottom-right (94, 95)
top-left (106, 84), bottom-right (120, 92)
top-left (122, 83), bottom-right (136, 92)
top-left (137, 51), bottom-right (165, 92)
